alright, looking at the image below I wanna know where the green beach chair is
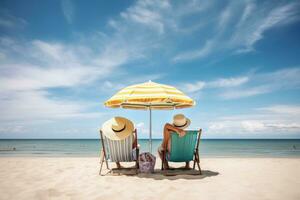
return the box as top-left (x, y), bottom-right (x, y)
top-left (161, 129), bottom-right (202, 174)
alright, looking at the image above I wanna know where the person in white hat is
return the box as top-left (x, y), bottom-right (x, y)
top-left (158, 114), bottom-right (191, 169)
top-left (102, 116), bottom-right (137, 169)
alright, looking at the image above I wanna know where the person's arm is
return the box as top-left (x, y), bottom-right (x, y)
top-left (165, 123), bottom-right (185, 136)
top-left (162, 123), bottom-right (186, 150)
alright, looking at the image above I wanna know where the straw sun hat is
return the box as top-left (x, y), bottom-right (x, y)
top-left (102, 117), bottom-right (134, 140)
top-left (172, 114), bottom-right (190, 129)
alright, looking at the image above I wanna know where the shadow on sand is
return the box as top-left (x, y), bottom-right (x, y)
top-left (136, 169), bottom-right (219, 180)
top-left (106, 168), bottom-right (219, 180)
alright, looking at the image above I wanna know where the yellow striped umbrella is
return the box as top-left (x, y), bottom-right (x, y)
top-left (104, 81), bottom-right (195, 152)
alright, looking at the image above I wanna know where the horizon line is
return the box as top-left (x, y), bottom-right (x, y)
top-left (1, 138), bottom-right (300, 140)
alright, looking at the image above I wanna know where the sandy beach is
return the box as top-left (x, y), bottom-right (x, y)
top-left (0, 157), bottom-right (299, 200)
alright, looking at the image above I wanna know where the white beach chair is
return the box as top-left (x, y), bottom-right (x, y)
top-left (99, 129), bottom-right (139, 175)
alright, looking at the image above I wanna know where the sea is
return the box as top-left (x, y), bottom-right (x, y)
top-left (1, 139), bottom-right (300, 157)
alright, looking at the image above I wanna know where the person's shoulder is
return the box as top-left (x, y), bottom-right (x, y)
top-left (165, 123), bottom-right (174, 127)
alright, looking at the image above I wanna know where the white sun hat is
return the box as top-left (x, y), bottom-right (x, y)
top-left (172, 114), bottom-right (190, 129)
top-left (102, 117), bottom-right (134, 140)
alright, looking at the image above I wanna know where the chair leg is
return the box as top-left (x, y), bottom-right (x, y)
top-left (193, 153), bottom-right (196, 170)
top-left (197, 161), bottom-right (202, 175)
top-left (196, 153), bottom-right (202, 175)
top-left (99, 150), bottom-right (105, 175)
top-left (100, 131), bottom-right (109, 171)
top-left (104, 155), bottom-right (109, 170)
top-left (101, 150), bottom-right (110, 175)
top-left (136, 147), bottom-right (139, 169)
top-left (161, 155), bottom-right (164, 170)
top-left (161, 150), bottom-right (167, 170)
top-left (160, 150), bottom-right (164, 170)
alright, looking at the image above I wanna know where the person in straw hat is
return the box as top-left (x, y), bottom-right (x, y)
top-left (102, 116), bottom-right (137, 169)
top-left (158, 114), bottom-right (191, 169)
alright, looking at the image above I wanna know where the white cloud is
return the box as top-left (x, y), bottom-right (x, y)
top-left (181, 67), bottom-right (300, 100)
top-left (0, 34), bottom-right (137, 127)
top-left (0, 25), bottom-right (167, 132)
top-left (218, 6), bottom-right (231, 31)
top-left (172, 1), bottom-right (300, 62)
top-left (0, 52), bottom-right (5, 60)
top-left (0, 12), bottom-right (27, 28)
top-left (0, 38), bottom-right (125, 93)
top-left (256, 67), bottom-right (300, 90)
top-left (220, 67), bottom-right (300, 99)
top-left (207, 104), bottom-right (300, 136)
top-left (209, 76), bottom-right (249, 88)
top-left (61, 0), bottom-right (75, 24)
top-left (172, 40), bottom-right (214, 62)
top-left (0, 64), bottom-right (100, 91)
top-left (237, 2), bottom-right (255, 28)
top-left (0, 90), bottom-right (101, 122)
top-left (99, 73), bottom-right (164, 92)
top-left (0, 18), bottom-right (14, 27)
top-left (182, 81), bottom-right (206, 93)
top-left (120, 0), bottom-right (170, 34)
top-left (258, 105), bottom-right (300, 116)
top-left (101, 81), bottom-right (125, 91)
top-left (32, 40), bottom-right (69, 61)
top-left (241, 120), bottom-right (266, 132)
top-left (175, 0), bottom-right (211, 17)
top-left (135, 122), bottom-right (149, 137)
top-left (92, 43), bottom-right (131, 70)
top-left (0, 125), bottom-right (26, 134)
top-left (109, 0), bottom-right (214, 44)
top-left (181, 76), bottom-right (249, 93)
top-left (232, 2), bottom-right (300, 53)
top-left (107, 0), bottom-right (299, 64)
top-left (220, 85), bottom-right (269, 99)
top-left (267, 123), bottom-right (300, 130)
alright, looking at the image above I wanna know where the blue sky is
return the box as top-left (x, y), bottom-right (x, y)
top-left (0, 0), bottom-right (300, 139)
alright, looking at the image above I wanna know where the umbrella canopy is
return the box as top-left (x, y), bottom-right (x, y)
top-left (104, 80), bottom-right (195, 152)
top-left (105, 81), bottom-right (195, 109)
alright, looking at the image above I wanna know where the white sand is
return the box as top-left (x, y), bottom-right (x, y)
top-left (0, 157), bottom-right (299, 200)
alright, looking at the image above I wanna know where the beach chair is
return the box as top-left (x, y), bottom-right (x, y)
top-left (161, 129), bottom-right (202, 174)
top-left (99, 129), bottom-right (139, 175)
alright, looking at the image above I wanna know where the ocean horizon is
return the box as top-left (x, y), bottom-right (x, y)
top-left (1, 139), bottom-right (300, 158)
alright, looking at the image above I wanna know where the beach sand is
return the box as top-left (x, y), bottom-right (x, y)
top-left (0, 157), bottom-right (299, 200)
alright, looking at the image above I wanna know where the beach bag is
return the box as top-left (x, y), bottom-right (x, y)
top-left (139, 152), bottom-right (156, 173)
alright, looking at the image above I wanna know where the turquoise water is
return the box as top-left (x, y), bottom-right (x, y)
top-left (0, 139), bottom-right (300, 157)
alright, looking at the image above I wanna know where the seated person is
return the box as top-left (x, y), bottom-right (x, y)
top-left (158, 114), bottom-right (191, 169)
top-left (102, 116), bottom-right (137, 169)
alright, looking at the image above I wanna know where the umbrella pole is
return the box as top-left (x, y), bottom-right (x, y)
top-left (149, 107), bottom-right (152, 153)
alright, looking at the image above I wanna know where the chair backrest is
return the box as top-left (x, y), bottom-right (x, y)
top-left (168, 130), bottom-right (199, 162)
top-left (103, 133), bottom-right (134, 162)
